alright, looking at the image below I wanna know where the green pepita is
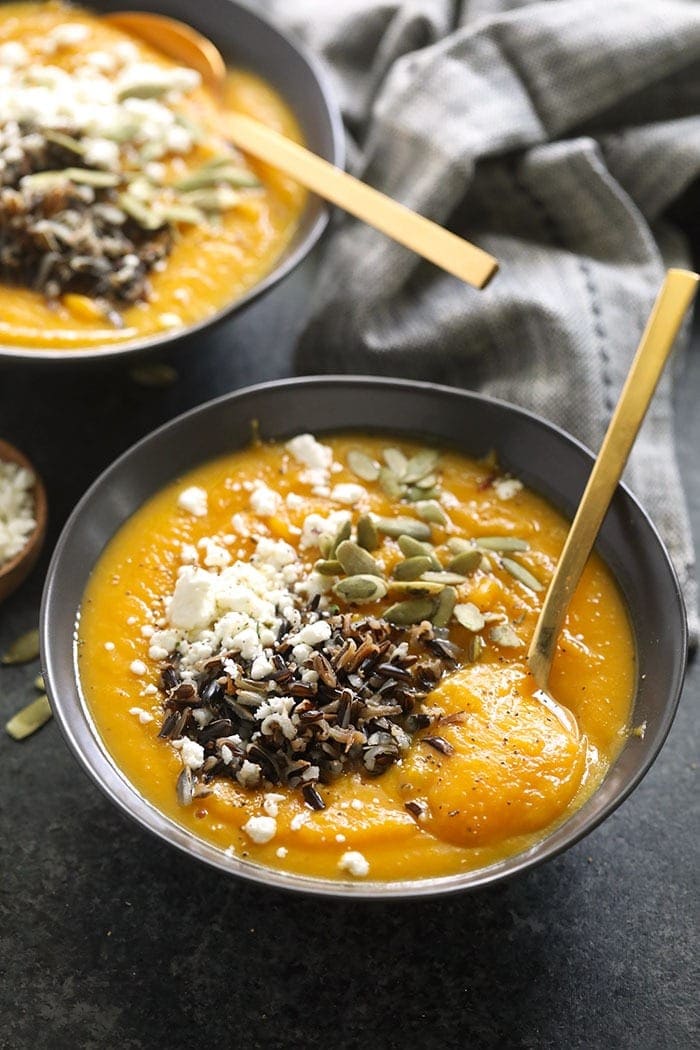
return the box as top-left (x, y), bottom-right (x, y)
top-left (383, 598), bottom-right (436, 626)
top-left (5, 695), bottom-right (52, 741)
top-left (476, 536), bottom-right (530, 552)
top-left (318, 535), bottom-right (332, 559)
top-left (466, 635), bottom-right (485, 662)
top-left (34, 674), bottom-right (45, 691)
top-left (375, 516), bottom-right (431, 541)
top-left (382, 447), bottom-right (408, 478)
top-left (333, 574), bottom-right (387, 604)
top-left (1, 628), bottom-right (40, 665)
top-left (356, 515), bottom-right (379, 551)
top-left (447, 537), bottom-right (472, 555)
top-left (454, 603), bottom-right (485, 632)
top-left (315, 559), bottom-right (343, 576)
top-left (432, 587), bottom-right (457, 628)
top-left (378, 467), bottom-right (403, 500)
top-left (421, 571), bottom-right (466, 586)
top-left (489, 623), bottom-right (524, 648)
top-left (65, 167), bottom-right (121, 188)
top-left (117, 80), bottom-right (172, 101)
top-left (182, 187), bottom-right (241, 211)
top-left (347, 450), bottom-right (380, 482)
top-left (388, 580), bottom-right (445, 596)
top-left (403, 448), bottom-right (440, 484)
top-left (157, 203), bottom-right (206, 226)
top-left (175, 166), bottom-right (260, 191)
top-left (416, 500), bottom-right (448, 526)
top-left (329, 520), bottom-right (352, 556)
top-left (501, 557), bottom-right (544, 592)
top-left (392, 556), bottom-right (433, 581)
top-left (335, 540), bottom-right (380, 577)
top-left (44, 130), bottom-right (86, 155)
top-left (118, 192), bottom-right (165, 230)
top-left (446, 549), bottom-right (482, 575)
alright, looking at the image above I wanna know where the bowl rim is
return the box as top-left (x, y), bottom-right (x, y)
top-left (41, 375), bottom-right (688, 898)
top-left (0, 0), bottom-right (345, 363)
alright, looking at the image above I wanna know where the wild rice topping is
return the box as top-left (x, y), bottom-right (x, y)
top-left (158, 602), bottom-right (459, 810)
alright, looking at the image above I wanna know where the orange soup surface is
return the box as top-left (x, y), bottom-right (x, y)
top-left (0, 2), bottom-right (306, 350)
top-left (78, 434), bottom-right (635, 883)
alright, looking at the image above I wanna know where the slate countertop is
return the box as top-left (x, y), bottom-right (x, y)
top-left (0, 259), bottom-right (697, 1049)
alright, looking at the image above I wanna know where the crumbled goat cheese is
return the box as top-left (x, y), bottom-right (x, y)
top-left (47, 23), bottom-right (91, 48)
top-left (172, 736), bottom-right (204, 770)
top-left (338, 851), bottom-right (370, 878)
top-left (130, 659), bottom-right (147, 676)
top-left (299, 511), bottom-right (350, 551)
top-left (330, 483), bottom-right (367, 505)
top-left (177, 486), bottom-right (208, 518)
top-left (350, 799), bottom-right (364, 811)
top-left (0, 461), bottom-right (36, 567)
top-left (242, 815), bottom-right (277, 844)
top-left (288, 621), bottom-right (332, 647)
top-left (199, 537), bottom-right (231, 568)
top-left (263, 793), bottom-right (285, 818)
top-left (237, 760), bottom-right (262, 788)
top-left (0, 41), bottom-right (28, 67)
top-left (494, 478), bottom-right (523, 500)
top-left (104, 641), bottom-right (115, 652)
top-left (249, 482), bottom-right (282, 517)
top-left (276, 846), bottom-right (288, 859)
top-left (285, 433), bottom-right (333, 471)
top-left (129, 707), bottom-right (153, 724)
top-left (290, 811), bottom-right (310, 831)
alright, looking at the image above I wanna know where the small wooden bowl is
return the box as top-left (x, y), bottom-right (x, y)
top-left (0, 439), bottom-right (48, 604)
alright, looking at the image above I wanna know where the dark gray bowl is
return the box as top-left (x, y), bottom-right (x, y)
top-left (41, 377), bottom-right (687, 898)
top-left (0, 0), bottom-right (343, 363)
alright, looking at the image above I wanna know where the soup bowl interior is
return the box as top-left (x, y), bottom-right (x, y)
top-left (41, 377), bottom-right (687, 898)
top-left (0, 0), bottom-right (344, 363)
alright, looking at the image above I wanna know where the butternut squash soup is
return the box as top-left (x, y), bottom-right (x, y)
top-left (0, 1), bottom-right (306, 349)
top-left (77, 433), bottom-right (636, 883)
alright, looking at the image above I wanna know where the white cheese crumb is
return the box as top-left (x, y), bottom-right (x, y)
top-left (47, 23), bottom-right (90, 48)
top-left (242, 815), bottom-right (277, 844)
top-left (494, 478), bottom-right (523, 500)
top-left (237, 760), bottom-right (261, 788)
top-left (129, 707), bottom-right (153, 724)
top-left (129, 659), bottom-right (147, 676)
top-left (285, 433), bottom-right (333, 471)
top-left (286, 492), bottom-right (304, 509)
top-left (172, 737), bottom-right (204, 770)
top-left (350, 799), bottom-right (363, 811)
top-left (288, 621), bottom-right (332, 647)
top-left (199, 537), bottom-right (231, 568)
top-left (276, 846), bottom-right (288, 858)
top-left (338, 851), bottom-right (370, 878)
top-left (0, 41), bottom-right (28, 67)
top-left (143, 684), bottom-right (158, 696)
top-left (177, 486), bottom-right (208, 518)
top-left (104, 641), bottom-right (115, 652)
top-left (167, 566), bottom-right (217, 631)
top-left (335, 834), bottom-right (346, 843)
top-left (249, 482), bottom-right (282, 517)
top-left (290, 811), bottom-right (310, 831)
top-left (330, 483), bottom-right (367, 505)
top-left (263, 792), bottom-right (285, 818)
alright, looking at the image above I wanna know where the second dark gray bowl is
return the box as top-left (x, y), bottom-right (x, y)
top-left (1, 0), bottom-right (343, 363)
top-left (41, 377), bottom-right (687, 897)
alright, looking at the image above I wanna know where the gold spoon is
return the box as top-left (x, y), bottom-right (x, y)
top-left (528, 268), bottom-right (699, 712)
top-left (104, 11), bottom-right (498, 290)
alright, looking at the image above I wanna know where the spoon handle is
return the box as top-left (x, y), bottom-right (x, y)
top-left (224, 113), bottom-right (498, 290)
top-left (528, 268), bottom-right (699, 690)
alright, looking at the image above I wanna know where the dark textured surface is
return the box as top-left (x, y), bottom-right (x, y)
top-left (0, 259), bottom-right (698, 1049)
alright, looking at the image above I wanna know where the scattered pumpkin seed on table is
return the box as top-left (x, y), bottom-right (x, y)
top-left (5, 695), bottom-right (52, 741)
top-left (1, 628), bottom-right (40, 665)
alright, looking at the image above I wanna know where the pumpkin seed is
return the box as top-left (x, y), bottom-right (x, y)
top-left (454, 603), bottom-right (485, 632)
top-left (182, 187), bottom-right (241, 211)
top-left (335, 540), bottom-right (380, 577)
top-left (44, 130), bottom-right (85, 155)
top-left (392, 556), bottom-right (433, 581)
top-left (375, 516), bottom-right (431, 540)
top-left (129, 364), bottom-right (178, 388)
top-left (117, 80), bottom-right (171, 101)
top-left (34, 674), bottom-right (45, 691)
top-left (405, 485), bottom-right (439, 502)
top-left (347, 450), bottom-right (380, 482)
top-left (501, 557), bottom-right (544, 592)
top-left (176, 766), bottom-right (193, 807)
top-left (398, 534), bottom-right (433, 558)
top-left (466, 635), bottom-right (485, 662)
top-left (432, 587), bottom-right (457, 628)
top-left (329, 520), bottom-right (352, 556)
top-left (388, 580), bottom-right (445, 596)
top-left (65, 167), bottom-right (121, 188)
top-left (21, 170), bottom-right (70, 190)
top-left (416, 500), bottom-right (448, 526)
top-left (378, 467), bottom-right (403, 500)
top-left (490, 623), bottom-right (524, 648)
top-left (318, 535), bottom-right (332, 559)
top-left (158, 203), bottom-right (206, 226)
top-left (5, 695), bottom-right (52, 741)
top-left (382, 447), bottom-right (408, 478)
top-left (476, 536), bottom-right (529, 552)
top-left (315, 559), bottom-right (343, 576)
top-left (403, 448), bottom-right (440, 483)
top-left (333, 574), bottom-right (387, 604)
top-left (447, 537), bottom-right (473, 555)
top-left (356, 515), bottom-right (378, 551)
top-left (175, 166), bottom-right (260, 191)
top-left (421, 571), bottom-right (466, 585)
top-left (414, 473), bottom-right (438, 490)
top-left (1, 628), bottom-right (40, 665)
top-left (383, 598), bottom-right (436, 625)
top-left (447, 549), bottom-right (482, 574)
top-left (118, 192), bottom-right (165, 230)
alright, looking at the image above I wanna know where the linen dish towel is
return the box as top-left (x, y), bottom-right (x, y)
top-left (260, 0), bottom-right (700, 640)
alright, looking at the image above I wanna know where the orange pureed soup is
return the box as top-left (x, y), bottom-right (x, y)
top-left (78, 434), bottom-right (635, 882)
top-left (0, 2), bottom-right (305, 350)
